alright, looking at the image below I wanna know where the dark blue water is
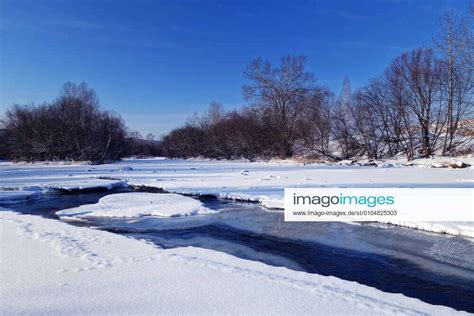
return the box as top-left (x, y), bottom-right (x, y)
top-left (5, 190), bottom-right (474, 313)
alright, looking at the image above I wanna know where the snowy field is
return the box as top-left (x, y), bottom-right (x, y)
top-left (1, 158), bottom-right (473, 314)
top-left (0, 157), bottom-right (473, 237)
top-left (1, 210), bottom-right (468, 315)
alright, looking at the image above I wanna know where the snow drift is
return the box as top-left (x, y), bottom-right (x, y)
top-left (56, 192), bottom-right (214, 218)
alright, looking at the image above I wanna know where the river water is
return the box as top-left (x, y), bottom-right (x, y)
top-left (6, 189), bottom-right (474, 312)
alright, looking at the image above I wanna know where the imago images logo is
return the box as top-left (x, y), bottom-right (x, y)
top-left (292, 192), bottom-right (395, 208)
top-left (284, 188), bottom-right (474, 222)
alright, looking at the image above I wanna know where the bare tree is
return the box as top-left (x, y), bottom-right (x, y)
top-left (350, 88), bottom-right (385, 159)
top-left (205, 101), bottom-right (224, 126)
top-left (383, 66), bottom-right (416, 160)
top-left (296, 87), bottom-right (334, 159)
top-left (331, 78), bottom-right (361, 159)
top-left (242, 55), bottom-right (317, 158)
top-left (435, 10), bottom-right (474, 154)
top-left (391, 48), bottom-right (444, 157)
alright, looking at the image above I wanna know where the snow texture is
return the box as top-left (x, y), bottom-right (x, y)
top-left (382, 221), bottom-right (474, 238)
top-left (0, 210), bottom-right (467, 315)
top-left (56, 192), bottom-right (214, 218)
top-left (0, 157), bottom-right (473, 237)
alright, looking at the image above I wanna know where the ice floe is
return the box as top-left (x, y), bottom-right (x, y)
top-left (56, 192), bottom-right (214, 218)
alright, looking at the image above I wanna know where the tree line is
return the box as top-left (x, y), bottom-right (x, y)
top-left (0, 82), bottom-right (160, 163)
top-left (162, 9), bottom-right (473, 161)
top-left (1, 8), bottom-right (472, 163)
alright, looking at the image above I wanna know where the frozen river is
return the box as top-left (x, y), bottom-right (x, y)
top-left (7, 188), bottom-right (474, 312)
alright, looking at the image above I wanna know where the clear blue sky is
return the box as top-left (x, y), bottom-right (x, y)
top-left (0, 0), bottom-right (470, 137)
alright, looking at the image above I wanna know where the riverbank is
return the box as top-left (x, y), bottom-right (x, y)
top-left (1, 157), bottom-right (473, 237)
top-left (1, 210), bottom-right (467, 315)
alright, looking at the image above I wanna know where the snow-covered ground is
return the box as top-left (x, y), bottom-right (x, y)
top-left (0, 157), bottom-right (472, 237)
top-left (381, 221), bottom-right (474, 238)
top-left (57, 192), bottom-right (214, 218)
top-left (0, 210), bottom-right (467, 315)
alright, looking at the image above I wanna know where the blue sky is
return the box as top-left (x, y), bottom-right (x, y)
top-left (0, 0), bottom-right (470, 136)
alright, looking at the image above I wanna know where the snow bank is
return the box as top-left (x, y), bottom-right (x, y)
top-left (0, 177), bottom-right (127, 193)
top-left (383, 221), bottom-right (474, 238)
top-left (0, 210), bottom-right (466, 315)
top-left (0, 190), bottom-right (41, 205)
top-left (56, 193), bottom-right (214, 218)
top-left (44, 179), bottom-right (127, 191)
top-left (1, 158), bottom-right (473, 236)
